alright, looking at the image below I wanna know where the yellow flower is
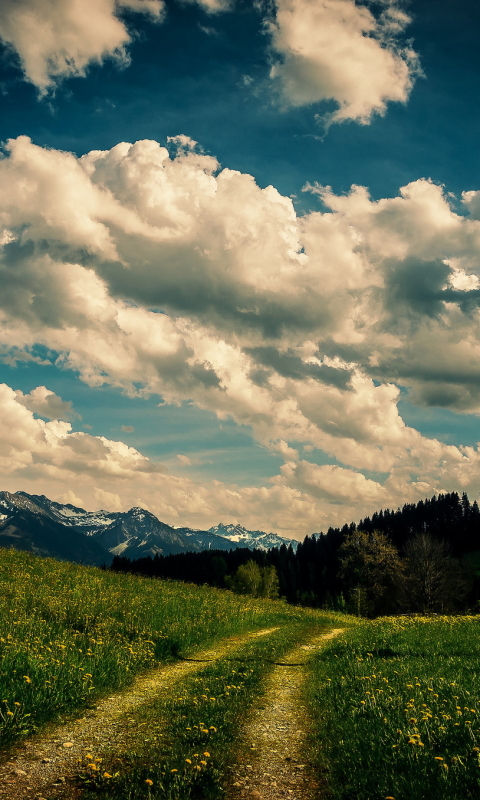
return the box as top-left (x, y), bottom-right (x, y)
top-left (145, 778), bottom-right (153, 785)
top-left (185, 759), bottom-right (192, 764)
top-left (203, 752), bottom-right (210, 757)
top-left (103, 772), bottom-right (112, 779)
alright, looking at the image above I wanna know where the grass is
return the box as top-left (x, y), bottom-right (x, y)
top-left (306, 615), bottom-right (480, 800)
top-left (78, 620), bottom-right (345, 800)
top-left (0, 547), bottom-right (328, 747)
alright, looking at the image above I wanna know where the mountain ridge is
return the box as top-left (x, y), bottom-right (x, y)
top-left (0, 491), bottom-right (298, 565)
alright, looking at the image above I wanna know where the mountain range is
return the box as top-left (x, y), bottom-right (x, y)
top-left (0, 491), bottom-right (298, 566)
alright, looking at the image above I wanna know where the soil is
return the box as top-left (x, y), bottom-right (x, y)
top-left (226, 628), bottom-right (344, 800)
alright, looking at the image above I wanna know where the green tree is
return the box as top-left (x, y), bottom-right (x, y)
top-left (259, 564), bottom-right (280, 599)
top-left (339, 529), bottom-right (403, 617)
top-left (226, 560), bottom-right (279, 599)
top-left (404, 533), bottom-right (468, 613)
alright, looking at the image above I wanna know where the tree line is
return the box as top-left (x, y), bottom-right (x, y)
top-left (110, 491), bottom-right (480, 616)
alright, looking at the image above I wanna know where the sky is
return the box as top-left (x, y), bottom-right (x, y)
top-left (0, 0), bottom-right (480, 538)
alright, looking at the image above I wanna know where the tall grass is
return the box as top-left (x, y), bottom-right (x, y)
top-left (307, 616), bottom-right (480, 800)
top-left (0, 548), bottom-right (316, 746)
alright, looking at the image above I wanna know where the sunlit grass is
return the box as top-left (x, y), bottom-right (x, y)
top-left (307, 616), bottom-right (480, 800)
top-left (0, 547), bottom-right (327, 746)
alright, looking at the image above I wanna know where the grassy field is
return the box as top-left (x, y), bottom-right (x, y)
top-left (0, 547), bottom-right (327, 747)
top-left (79, 622), bottom-right (341, 800)
top-left (307, 615), bottom-right (480, 800)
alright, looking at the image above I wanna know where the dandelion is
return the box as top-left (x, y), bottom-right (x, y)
top-left (145, 778), bottom-right (153, 785)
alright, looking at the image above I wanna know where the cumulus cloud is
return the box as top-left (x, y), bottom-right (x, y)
top-left (267, 0), bottom-right (419, 123)
top-left (3, 136), bottom-right (480, 529)
top-left (181, 0), bottom-right (233, 11)
top-left (0, 0), bottom-right (164, 93)
top-left (14, 386), bottom-right (79, 421)
top-left (3, 381), bottom-right (480, 537)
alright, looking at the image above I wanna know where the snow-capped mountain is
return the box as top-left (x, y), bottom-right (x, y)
top-left (0, 491), bottom-right (298, 566)
top-left (208, 523), bottom-right (298, 552)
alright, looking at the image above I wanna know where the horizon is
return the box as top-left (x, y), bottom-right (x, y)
top-left (1, 0), bottom-right (480, 539)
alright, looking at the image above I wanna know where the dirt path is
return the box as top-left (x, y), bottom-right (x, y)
top-left (0, 627), bottom-right (278, 800)
top-left (227, 628), bottom-right (344, 800)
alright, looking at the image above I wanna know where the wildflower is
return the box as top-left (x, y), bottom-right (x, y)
top-left (145, 778), bottom-right (153, 785)
top-left (203, 752), bottom-right (210, 757)
top-left (103, 772), bottom-right (112, 779)
top-left (185, 759), bottom-right (192, 764)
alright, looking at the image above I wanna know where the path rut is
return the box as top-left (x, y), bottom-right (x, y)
top-left (227, 628), bottom-right (344, 800)
top-left (0, 627), bottom-right (278, 800)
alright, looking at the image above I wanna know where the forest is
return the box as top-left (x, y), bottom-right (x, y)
top-left (110, 492), bottom-right (480, 616)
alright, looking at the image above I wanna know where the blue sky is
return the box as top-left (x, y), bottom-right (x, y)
top-left (0, 0), bottom-right (480, 537)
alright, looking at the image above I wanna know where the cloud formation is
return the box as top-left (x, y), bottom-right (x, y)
top-left (267, 0), bottom-right (419, 123)
top-left (2, 136), bottom-right (480, 530)
top-left (0, 0), bottom-right (419, 128)
top-left (0, 0), bottom-right (164, 93)
top-left (14, 386), bottom-right (79, 421)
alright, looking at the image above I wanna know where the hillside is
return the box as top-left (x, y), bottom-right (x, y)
top-left (0, 546), bottom-right (326, 751)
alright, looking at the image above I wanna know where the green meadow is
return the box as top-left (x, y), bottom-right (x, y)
top-left (0, 548), bottom-right (327, 746)
top-left (2, 547), bottom-right (480, 800)
top-left (307, 615), bottom-right (480, 800)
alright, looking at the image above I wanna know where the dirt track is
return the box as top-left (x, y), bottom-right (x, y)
top-left (0, 627), bottom-right (279, 800)
top-left (226, 629), bottom-right (344, 800)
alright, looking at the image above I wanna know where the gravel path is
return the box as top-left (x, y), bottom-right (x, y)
top-left (227, 628), bottom-right (344, 800)
top-left (0, 627), bottom-right (278, 800)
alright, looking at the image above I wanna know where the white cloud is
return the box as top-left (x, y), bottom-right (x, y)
top-left (0, 0), bottom-right (164, 93)
top-left (3, 381), bottom-right (480, 537)
top-left (181, 0), bottom-right (233, 11)
top-left (3, 137), bottom-right (480, 530)
top-left (267, 0), bottom-right (419, 123)
top-left (14, 386), bottom-right (79, 421)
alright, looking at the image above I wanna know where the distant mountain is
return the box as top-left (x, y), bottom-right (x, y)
top-left (0, 491), bottom-right (109, 566)
top-left (0, 491), bottom-right (298, 566)
top-left (208, 522), bottom-right (297, 552)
